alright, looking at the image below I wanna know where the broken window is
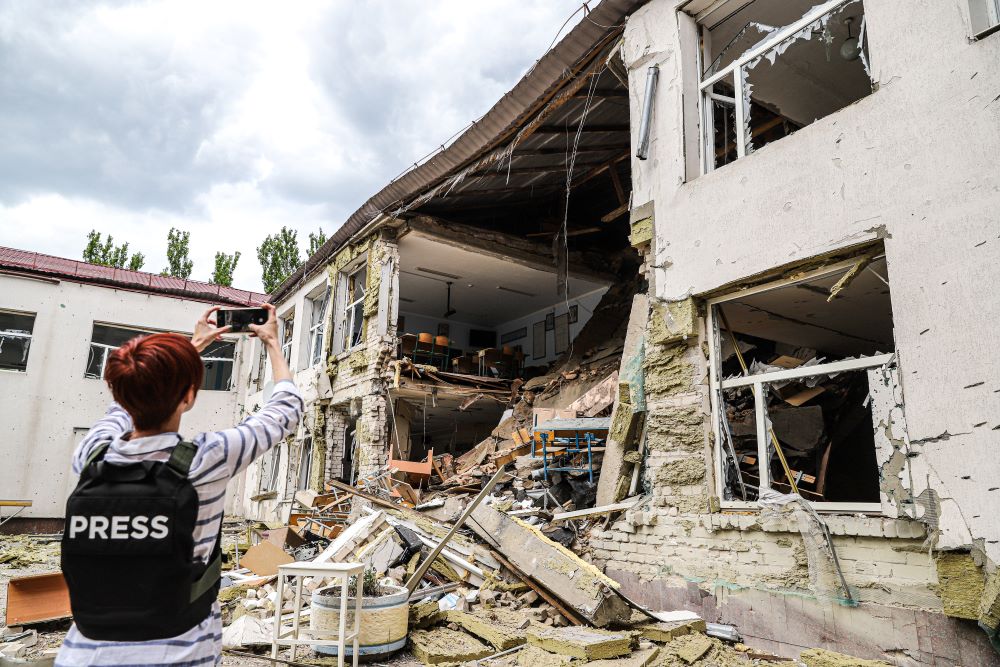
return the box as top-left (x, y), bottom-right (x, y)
top-left (297, 436), bottom-right (313, 491)
top-left (699, 0), bottom-right (871, 172)
top-left (708, 254), bottom-right (894, 508)
top-left (258, 445), bottom-right (281, 493)
top-left (0, 310), bottom-right (35, 372)
top-left (280, 313), bottom-right (294, 366)
top-left (201, 340), bottom-right (235, 391)
top-left (340, 264), bottom-right (367, 352)
top-left (85, 323), bottom-right (235, 391)
top-left (970, 0), bottom-right (1000, 38)
top-left (85, 324), bottom-right (151, 379)
top-left (307, 285), bottom-right (331, 367)
top-left (251, 339), bottom-right (267, 392)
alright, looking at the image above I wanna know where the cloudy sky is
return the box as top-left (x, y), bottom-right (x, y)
top-left (0, 1), bottom-right (585, 291)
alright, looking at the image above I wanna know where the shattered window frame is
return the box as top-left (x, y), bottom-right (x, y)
top-left (85, 322), bottom-right (236, 391)
top-left (969, 0), bottom-right (1000, 38)
top-left (297, 436), bottom-right (313, 491)
top-left (340, 263), bottom-right (367, 353)
top-left (307, 284), bottom-right (331, 367)
top-left (200, 339), bottom-right (236, 392)
top-left (698, 0), bottom-right (869, 173)
top-left (280, 312), bottom-right (295, 367)
top-left (0, 309), bottom-right (36, 373)
top-left (705, 257), bottom-right (894, 513)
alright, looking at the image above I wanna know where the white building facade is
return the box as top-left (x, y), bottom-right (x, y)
top-left (0, 247), bottom-right (264, 526)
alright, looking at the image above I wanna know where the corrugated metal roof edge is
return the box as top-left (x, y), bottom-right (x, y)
top-left (271, 0), bottom-right (644, 303)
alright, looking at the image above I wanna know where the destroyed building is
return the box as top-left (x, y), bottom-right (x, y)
top-left (0, 247), bottom-right (264, 530)
top-left (227, 1), bottom-right (1000, 662)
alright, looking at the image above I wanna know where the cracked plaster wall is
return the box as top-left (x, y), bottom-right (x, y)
top-left (232, 235), bottom-right (399, 520)
top-left (625, 0), bottom-right (1000, 567)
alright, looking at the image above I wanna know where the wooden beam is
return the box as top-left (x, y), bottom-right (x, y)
top-left (511, 144), bottom-right (625, 157)
top-left (405, 467), bottom-right (508, 594)
top-left (551, 498), bottom-right (641, 522)
top-left (535, 124), bottom-right (630, 134)
top-left (572, 87), bottom-right (627, 98)
top-left (608, 162), bottom-right (626, 205)
top-left (470, 161), bottom-right (608, 178)
top-left (600, 203), bottom-right (629, 223)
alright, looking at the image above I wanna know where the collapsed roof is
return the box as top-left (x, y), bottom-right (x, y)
top-left (273, 0), bottom-right (645, 302)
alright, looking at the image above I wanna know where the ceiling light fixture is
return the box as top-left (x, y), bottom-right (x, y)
top-left (840, 17), bottom-right (862, 61)
top-left (497, 285), bottom-right (536, 297)
top-left (417, 267), bottom-right (462, 280)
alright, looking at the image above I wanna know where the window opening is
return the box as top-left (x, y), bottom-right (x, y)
top-left (201, 340), bottom-right (235, 391)
top-left (259, 446), bottom-right (281, 492)
top-left (710, 255), bottom-right (894, 507)
top-left (308, 286), bottom-right (331, 366)
top-left (700, 0), bottom-right (871, 172)
top-left (280, 314), bottom-right (295, 365)
top-left (0, 310), bottom-right (35, 372)
top-left (85, 323), bottom-right (235, 390)
top-left (297, 437), bottom-right (313, 491)
top-left (341, 264), bottom-right (367, 351)
top-left (970, 0), bottom-right (1000, 38)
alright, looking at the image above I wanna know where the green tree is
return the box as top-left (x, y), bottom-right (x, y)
top-left (127, 252), bottom-right (145, 271)
top-left (257, 227), bottom-right (301, 293)
top-left (308, 227), bottom-right (327, 256)
top-left (162, 228), bottom-right (193, 279)
top-left (82, 230), bottom-right (144, 270)
top-left (211, 251), bottom-right (241, 287)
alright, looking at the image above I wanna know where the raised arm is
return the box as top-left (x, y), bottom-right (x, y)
top-left (71, 403), bottom-right (133, 474)
top-left (189, 304), bottom-right (305, 485)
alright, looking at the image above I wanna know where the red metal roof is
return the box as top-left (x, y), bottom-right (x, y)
top-left (0, 246), bottom-right (268, 306)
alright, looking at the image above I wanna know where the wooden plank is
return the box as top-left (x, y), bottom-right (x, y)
top-left (489, 550), bottom-right (585, 626)
top-left (0, 500), bottom-right (32, 507)
top-left (551, 498), bottom-right (641, 522)
top-left (405, 467), bottom-right (507, 594)
top-left (5, 571), bottom-right (71, 625)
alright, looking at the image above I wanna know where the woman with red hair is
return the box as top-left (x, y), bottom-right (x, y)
top-left (57, 304), bottom-right (302, 666)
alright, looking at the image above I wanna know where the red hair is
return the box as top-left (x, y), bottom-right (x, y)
top-left (104, 333), bottom-right (204, 430)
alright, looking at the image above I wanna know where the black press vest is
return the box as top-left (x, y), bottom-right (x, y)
top-left (61, 440), bottom-right (221, 641)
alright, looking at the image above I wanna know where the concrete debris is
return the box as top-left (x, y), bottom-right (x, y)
top-left (469, 503), bottom-right (631, 627)
top-left (408, 627), bottom-right (493, 664)
top-left (586, 646), bottom-right (659, 667)
top-left (799, 647), bottom-right (893, 667)
top-left (526, 625), bottom-right (632, 660)
top-left (443, 609), bottom-right (529, 650)
top-left (635, 618), bottom-right (706, 642)
top-left (675, 633), bottom-right (712, 664)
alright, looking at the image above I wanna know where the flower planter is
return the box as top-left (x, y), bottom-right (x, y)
top-left (311, 583), bottom-right (408, 660)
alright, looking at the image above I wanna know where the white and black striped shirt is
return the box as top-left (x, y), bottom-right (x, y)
top-left (56, 379), bottom-right (303, 667)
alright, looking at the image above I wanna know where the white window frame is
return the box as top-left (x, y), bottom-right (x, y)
top-left (297, 437), bottom-right (313, 491)
top-left (699, 0), bottom-right (860, 174)
top-left (258, 446), bottom-right (282, 493)
top-left (85, 324), bottom-right (152, 379)
top-left (340, 263), bottom-right (368, 353)
top-left (251, 339), bottom-right (268, 392)
top-left (307, 285), bottom-right (331, 367)
top-left (280, 312), bottom-right (295, 366)
top-left (970, 0), bottom-right (1000, 38)
top-left (84, 323), bottom-right (236, 390)
top-left (0, 309), bottom-right (36, 373)
top-left (706, 257), bottom-right (894, 513)
top-left (200, 340), bottom-right (236, 391)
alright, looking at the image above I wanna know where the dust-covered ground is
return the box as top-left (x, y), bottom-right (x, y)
top-left (1, 532), bottom-right (424, 665)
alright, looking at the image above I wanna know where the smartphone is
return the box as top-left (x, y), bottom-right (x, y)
top-left (217, 307), bottom-right (269, 333)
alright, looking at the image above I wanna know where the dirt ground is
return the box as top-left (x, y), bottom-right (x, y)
top-left (1, 532), bottom-right (424, 665)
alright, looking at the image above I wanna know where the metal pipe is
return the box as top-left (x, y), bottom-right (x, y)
top-left (635, 65), bottom-right (659, 160)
